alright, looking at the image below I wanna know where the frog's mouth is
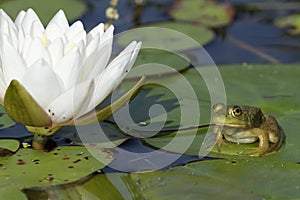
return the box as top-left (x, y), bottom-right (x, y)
top-left (212, 122), bottom-right (248, 128)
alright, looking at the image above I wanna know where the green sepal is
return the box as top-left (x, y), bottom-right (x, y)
top-left (4, 79), bottom-right (52, 127)
top-left (26, 125), bottom-right (61, 137)
top-left (69, 75), bottom-right (146, 126)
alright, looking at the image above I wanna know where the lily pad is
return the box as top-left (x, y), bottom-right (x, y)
top-left (0, 139), bottom-right (19, 153)
top-left (0, 105), bottom-right (15, 130)
top-left (127, 170), bottom-right (260, 199)
top-left (0, 145), bottom-right (115, 189)
top-left (116, 22), bottom-right (214, 52)
top-left (0, 185), bottom-right (27, 200)
top-left (0, 0), bottom-right (87, 24)
top-left (170, 0), bottom-right (234, 27)
top-left (24, 171), bottom-right (260, 199)
top-left (275, 14), bottom-right (300, 35)
top-left (144, 126), bottom-right (278, 158)
top-left (25, 174), bottom-right (125, 199)
top-left (120, 64), bottom-right (300, 162)
top-left (171, 159), bottom-right (300, 199)
top-left (116, 64), bottom-right (300, 130)
top-left (125, 49), bottom-right (190, 80)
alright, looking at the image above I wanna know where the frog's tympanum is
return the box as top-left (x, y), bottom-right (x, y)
top-left (211, 103), bottom-right (284, 156)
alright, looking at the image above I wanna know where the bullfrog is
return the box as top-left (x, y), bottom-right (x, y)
top-left (211, 103), bottom-right (284, 156)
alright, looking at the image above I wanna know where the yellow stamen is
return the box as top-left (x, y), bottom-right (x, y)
top-left (42, 33), bottom-right (47, 47)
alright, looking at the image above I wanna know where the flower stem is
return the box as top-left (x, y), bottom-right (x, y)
top-left (32, 134), bottom-right (48, 150)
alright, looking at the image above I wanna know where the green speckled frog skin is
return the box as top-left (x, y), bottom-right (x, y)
top-left (211, 103), bottom-right (284, 156)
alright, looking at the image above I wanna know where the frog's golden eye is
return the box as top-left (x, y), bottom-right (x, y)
top-left (231, 106), bottom-right (242, 117)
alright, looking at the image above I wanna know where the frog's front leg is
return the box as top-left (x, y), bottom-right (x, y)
top-left (212, 126), bottom-right (224, 153)
top-left (247, 128), bottom-right (269, 156)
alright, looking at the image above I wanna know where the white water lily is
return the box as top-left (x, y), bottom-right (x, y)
top-left (0, 9), bottom-right (142, 134)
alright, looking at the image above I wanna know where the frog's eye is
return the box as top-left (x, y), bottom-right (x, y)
top-left (231, 106), bottom-right (242, 117)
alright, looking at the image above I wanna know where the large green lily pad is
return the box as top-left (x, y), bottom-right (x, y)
top-left (117, 22), bottom-right (214, 52)
top-left (124, 64), bottom-right (300, 162)
top-left (0, 184), bottom-right (27, 200)
top-left (127, 170), bottom-right (259, 199)
top-left (0, 0), bottom-right (87, 24)
top-left (170, 0), bottom-right (234, 27)
top-left (115, 64), bottom-right (300, 132)
top-left (125, 49), bottom-right (190, 80)
top-left (0, 145), bottom-right (115, 189)
top-left (24, 171), bottom-right (260, 199)
top-left (172, 159), bottom-right (300, 199)
top-left (19, 158), bottom-right (300, 199)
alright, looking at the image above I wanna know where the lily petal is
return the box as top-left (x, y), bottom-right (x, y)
top-left (25, 37), bottom-right (51, 67)
top-left (85, 39), bottom-right (112, 80)
top-left (106, 41), bottom-right (138, 71)
top-left (0, 9), bottom-right (16, 28)
top-left (65, 21), bottom-right (84, 42)
top-left (20, 34), bottom-right (32, 61)
top-left (47, 79), bottom-right (94, 124)
top-left (45, 23), bottom-right (65, 43)
top-left (47, 38), bottom-right (64, 66)
top-left (30, 20), bottom-right (44, 39)
top-left (108, 41), bottom-right (142, 89)
top-left (22, 59), bottom-right (63, 109)
top-left (47, 10), bottom-right (69, 33)
top-left (22, 9), bottom-right (43, 35)
top-left (80, 33), bottom-right (112, 81)
top-left (99, 25), bottom-right (114, 46)
top-left (87, 65), bottom-right (123, 111)
top-left (87, 23), bottom-right (104, 43)
top-left (15, 10), bottom-right (26, 28)
top-left (0, 10), bottom-right (18, 47)
top-left (53, 47), bottom-right (82, 89)
top-left (0, 35), bottom-right (26, 84)
top-left (0, 70), bottom-right (6, 104)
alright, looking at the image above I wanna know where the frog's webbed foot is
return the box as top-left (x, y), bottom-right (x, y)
top-left (242, 147), bottom-right (266, 157)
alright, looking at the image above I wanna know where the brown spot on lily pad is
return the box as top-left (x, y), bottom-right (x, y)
top-left (73, 159), bottom-right (81, 163)
top-left (17, 159), bottom-right (26, 165)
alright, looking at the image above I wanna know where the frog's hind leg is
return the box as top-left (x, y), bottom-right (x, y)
top-left (266, 127), bottom-right (285, 154)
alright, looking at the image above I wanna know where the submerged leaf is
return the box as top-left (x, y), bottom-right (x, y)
top-left (4, 80), bottom-right (51, 127)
